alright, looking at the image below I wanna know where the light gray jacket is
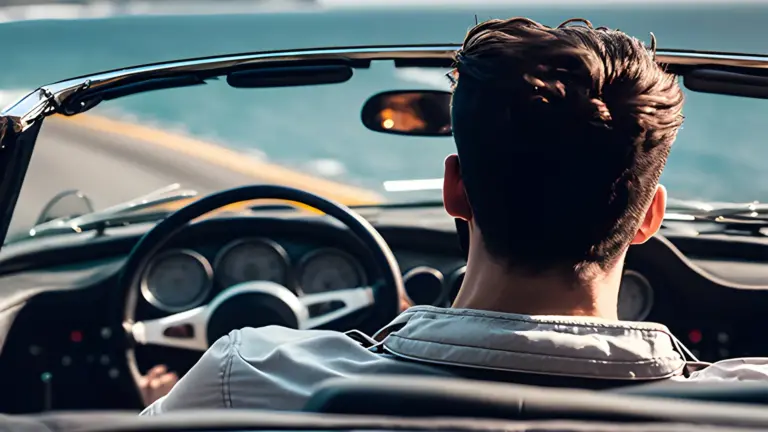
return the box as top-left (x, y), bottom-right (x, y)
top-left (142, 306), bottom-right (768, 414)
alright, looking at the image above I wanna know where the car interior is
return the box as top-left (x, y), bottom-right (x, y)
top-left (1, 45), bottom-right (768, 430)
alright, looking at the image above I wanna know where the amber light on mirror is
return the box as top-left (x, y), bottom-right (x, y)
top-left (361, 90), bottom-right (452, 137)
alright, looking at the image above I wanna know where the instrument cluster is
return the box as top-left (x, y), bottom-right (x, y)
top-left (139, 236), bottom-right (656, 322)
top-left (140, 238), bottom-right (366, 313)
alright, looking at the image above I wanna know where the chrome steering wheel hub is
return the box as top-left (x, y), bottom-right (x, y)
top-left (130, 281), bottom-right (375, 351)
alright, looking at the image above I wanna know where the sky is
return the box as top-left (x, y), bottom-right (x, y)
top-left (0, 0), bottom-right (763, 24)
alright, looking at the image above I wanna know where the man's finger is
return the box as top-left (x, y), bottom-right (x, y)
top-left (146, 364), bottom-right (168, 378)
top-left (150, 372), bottom-right (178, 390)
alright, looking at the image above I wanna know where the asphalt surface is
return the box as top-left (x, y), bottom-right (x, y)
top-left (8, 117), bottom-right (272, 239)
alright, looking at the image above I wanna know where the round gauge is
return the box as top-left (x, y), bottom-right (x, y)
top-left (617, 270), bottom-right (654, 321)
top-left (141, 250), bottom-right (213, 312)
top-left (214, 239), bottom-right (290, 288)
top-left (404, 267), bottom-right (445, 306)
top-left (298, 249), bottom-right (365, 295)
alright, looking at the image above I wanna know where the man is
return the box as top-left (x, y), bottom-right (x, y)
top-left (142, 17), bottom-right (768, 415)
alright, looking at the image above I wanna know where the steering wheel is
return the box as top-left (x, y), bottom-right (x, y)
top-left (118, 185), bottom-right (404, 398)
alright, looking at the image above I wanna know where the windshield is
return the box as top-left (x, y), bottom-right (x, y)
top-left (7, 63), bottom-right (768, 241)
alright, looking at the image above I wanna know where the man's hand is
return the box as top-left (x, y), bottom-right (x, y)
top-left (401, 296), bottom-right (413, 312)
top-left (138, 365), bottom-right (178, 407)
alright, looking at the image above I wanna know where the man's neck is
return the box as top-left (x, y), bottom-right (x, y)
top-left (452, 247), bottom-right (623, 319)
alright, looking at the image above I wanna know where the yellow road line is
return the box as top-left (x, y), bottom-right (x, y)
top-left (53, 114), bottom-right (384, 206)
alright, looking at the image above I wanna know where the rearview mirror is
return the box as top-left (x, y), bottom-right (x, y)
top-left (361, 90), bottom-right (452, 137)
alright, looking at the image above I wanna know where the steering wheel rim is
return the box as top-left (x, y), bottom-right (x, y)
top-left (118, 185), bottom-right (404, 403)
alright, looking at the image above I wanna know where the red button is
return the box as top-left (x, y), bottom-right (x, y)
top-left (688, 329), bottom-right (702, 344)
top-left (70, 330), bottom-right (83, 343)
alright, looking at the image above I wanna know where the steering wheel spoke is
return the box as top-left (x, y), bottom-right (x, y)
top-left (129, 306), bottom-right (209, 352)
top-left (300, 286), bottom-right (375, 329)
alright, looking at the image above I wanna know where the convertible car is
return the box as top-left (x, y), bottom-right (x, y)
top-left (1, 40), bottom-right (768, 430)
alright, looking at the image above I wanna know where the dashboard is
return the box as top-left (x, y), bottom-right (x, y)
top-left (0, 206), bottom-right (767, 414)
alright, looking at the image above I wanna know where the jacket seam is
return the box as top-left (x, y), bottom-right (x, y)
top-left (386, 333), bottom-right (682, 366)
top-left (221, 331), bottom-right (241, 408)
top-left (405, 306), bottom-right (671, 332)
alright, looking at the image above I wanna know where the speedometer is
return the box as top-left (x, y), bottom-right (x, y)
top-left (617, 270), bottom-right (654, 321)
top-left (141, 249), bottom-right (213, 312)
top-left (214, 239), bottom-right (290, 288)
top-left (298, 249), bottom-right (365, 294)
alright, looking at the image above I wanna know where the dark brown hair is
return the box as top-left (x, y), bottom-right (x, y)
top-left (450, 17), bottom-right (684, 275)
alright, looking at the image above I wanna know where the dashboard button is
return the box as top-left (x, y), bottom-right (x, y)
top-left (61, 356), bottom-right (72, 367)
top-left (687, 329), bottom-right (703, 344)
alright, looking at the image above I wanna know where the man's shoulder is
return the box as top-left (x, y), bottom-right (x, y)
top-left (216, 325), bottom-right (386, 389)
top-left (142, 326), bottom-right (385, 415)
top-left (685, 358), bottom-right (768, 382)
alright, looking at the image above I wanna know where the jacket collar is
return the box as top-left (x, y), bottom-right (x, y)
top-left (379, 306), bottom-right (687, 380)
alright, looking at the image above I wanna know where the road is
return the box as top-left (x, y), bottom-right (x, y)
top-left (8, 115), bottom-right (382, 239)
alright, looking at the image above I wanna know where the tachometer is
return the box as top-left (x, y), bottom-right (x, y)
top-left (617, 270), bottom-right (654, 321)
top-left (214, 239), bottom-right (290, 288)
top-left (141, 249), bottom-right (213, 312)
top-left (298, 249), bottom-right (365, 294)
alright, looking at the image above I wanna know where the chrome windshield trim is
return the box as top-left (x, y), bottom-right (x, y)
top-left (5, 45), bottom-right (768, 128)
top-left (656, 50), bottom-right (768, 68)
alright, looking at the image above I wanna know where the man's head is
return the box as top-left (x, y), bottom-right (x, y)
top-left (443, 18), bottom-right (684, 279)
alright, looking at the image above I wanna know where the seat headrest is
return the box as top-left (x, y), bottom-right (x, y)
top-left (304, 375), bottom-right (768, 427)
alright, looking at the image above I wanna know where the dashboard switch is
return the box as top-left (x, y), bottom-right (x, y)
top-left (40, 372), bottom-right (52, 411)
top-left (688, 329), bottom-right (703, 344)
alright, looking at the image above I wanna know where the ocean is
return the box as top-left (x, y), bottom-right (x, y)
top-left (1, 2), bottom-right (768, 205)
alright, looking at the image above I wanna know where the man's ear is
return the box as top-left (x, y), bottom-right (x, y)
top-left (443, 154), bottom-right (472, 220)
top-left (631, 184), bottom-right (667, 245)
